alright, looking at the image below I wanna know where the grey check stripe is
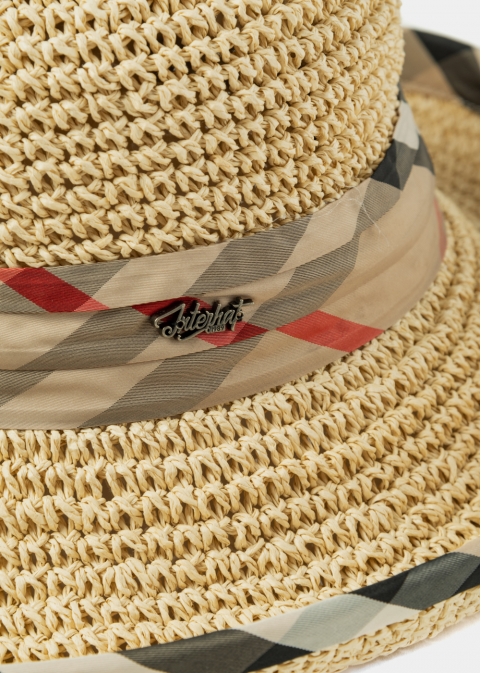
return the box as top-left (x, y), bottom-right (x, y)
top-left (191, 125), bottom-right (417, 334)
top-left (19, 308), bottom-right (157, 371)
top-left (0, 284), bottom-right (45, 314)
top-left (0, 370), bottom-right (50, 407)
top-left (0, 539), bottom-right (477, 673)
top-left (50, 259), bottom-right (129, 298)
top-left (251, 241), bottom-right (362, 330)
top-left (386, 551), bottom-right (480, 610)
top-left (187, 215), bottom-right (312, 295)
top-left (250, 180), bottom-right (404, 330)
top-left (81, 336), bottom-right (262, 427)
top-left (414, 135), bottom-right (434, 172)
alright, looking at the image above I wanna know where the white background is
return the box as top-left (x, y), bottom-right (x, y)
top-left (353, 1), bottom-right (480, 670)
top-left (401, 0), bottom-right (480, 46)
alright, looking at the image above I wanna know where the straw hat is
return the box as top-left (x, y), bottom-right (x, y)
top-left (0, 1), bottom-right (478, 671)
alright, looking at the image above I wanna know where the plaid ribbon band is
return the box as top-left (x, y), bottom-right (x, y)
top-left (403, 29), bottom-right (480, 112)
top-left (0, 538), bottom-right (478, 672)
top-left (0, 100), bottom-right (444, 429)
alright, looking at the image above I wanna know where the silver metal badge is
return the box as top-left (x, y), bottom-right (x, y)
top-left (151, 298), bottom-right (254, 341)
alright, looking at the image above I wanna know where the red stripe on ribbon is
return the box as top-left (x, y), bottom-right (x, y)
top-left (0, 272), bottom-right (381, 356)
top-left (3, 268), bottom-right (109, 312)
top-left (0, 268), bottom-right (24, 283)
top-left (133, 297), bottom-right (210, 317)
top-left (277, 310), bottom-right (382, 352)
top-left (74, 298), bottom-right (111, 312)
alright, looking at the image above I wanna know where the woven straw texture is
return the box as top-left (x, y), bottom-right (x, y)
top-left (0, 1), bottom-right (478, 669)
top-left (0, 187), bottom-right (477, 665)
top-left (407, 92), bottom-right (480, 226)
top-left (0, 0), bottom-right (403, 268)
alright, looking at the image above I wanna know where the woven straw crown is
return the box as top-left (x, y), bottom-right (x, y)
top-left (0, 0), bottom-right (402, 267)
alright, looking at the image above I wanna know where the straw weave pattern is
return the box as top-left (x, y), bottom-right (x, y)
top-left (0, 0), bottom-right (403, 268)
top-left (0, 189), bottom-right (477, 664)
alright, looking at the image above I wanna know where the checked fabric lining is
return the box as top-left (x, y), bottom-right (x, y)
top-left (0, 538), bottom-right (478, 672)
top-left (0, 99), bottom-right (444, 429)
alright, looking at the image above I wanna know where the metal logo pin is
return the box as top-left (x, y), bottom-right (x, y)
top-left (151, 298), bottom-right (254, 341)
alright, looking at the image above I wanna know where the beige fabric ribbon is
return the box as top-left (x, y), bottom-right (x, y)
top-left (0, 100), bottom-right (444, 429)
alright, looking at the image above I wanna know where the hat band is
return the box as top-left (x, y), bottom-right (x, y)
top-left (0, 538), bottom-right (477, 672)
top-left (0, 99), bottom-right (444, 430)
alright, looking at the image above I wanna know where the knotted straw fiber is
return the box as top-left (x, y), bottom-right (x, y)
top-left (0, 188), bottom-right (477, 665)
top-left (0, 0), bottom-right (403, 268)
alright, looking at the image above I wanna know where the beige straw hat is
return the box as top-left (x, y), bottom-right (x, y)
top-left (0, 0), bottom-right (478, 671)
